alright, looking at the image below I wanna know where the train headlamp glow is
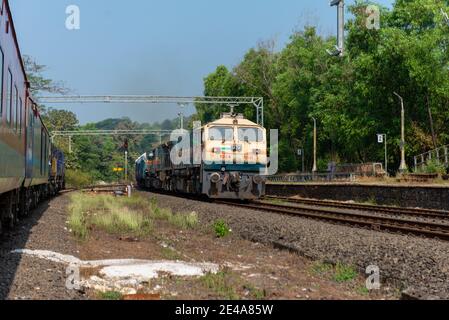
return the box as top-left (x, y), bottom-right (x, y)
top-left (253, 175), bottom-right (264, 185)
top-left (210, 173), bottom-right (221, 184)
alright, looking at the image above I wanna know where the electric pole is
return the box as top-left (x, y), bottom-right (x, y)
top-left (123, 139), bottom-right (129, 181)
top-left (328, 0), bottom-right (345, 57)
top-left (394, 92), bottom-right (408, 173)
top-left (312, 117), bottom-right (318, 173)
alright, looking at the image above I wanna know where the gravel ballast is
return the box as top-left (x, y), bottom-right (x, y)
top-left (148, 192), bottom-right (449, 299)
top-left (0, 195), bottom-right (86, 300)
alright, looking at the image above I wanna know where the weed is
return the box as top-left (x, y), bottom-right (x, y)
top-left (161, 247), bottom-right (181, 261)
top-left (68, 193), bottom-right (198, 240)
top-left (201, 271), bottom-right (239, 300)
top-left (68, 193), bottom-right (153, 240)
top-left (417, 159), bottom-right (447, 175)
top-left (244, 284), bottom-right (267, 300)
top-left (213, 220), bottom-right (230, 238)
top-left (363, 196), bottom-right (377, 205)
top-left (357, 286), bottom-right (370, 295)
top-left (152, 204), bottom-right (198, 229)
top-left (98, 291), bottom-right (123, 300)
top-left (333, 263), bottom-right (358, 283)
top-left (311, 261), bottom-right (333, 275)
top-left (169, 212), bottom-right (199, 229)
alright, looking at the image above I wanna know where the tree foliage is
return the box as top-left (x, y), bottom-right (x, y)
top-left (196, 0), bottom-right (449, 173)
top-left (22, 55), bottom-right (70, 96)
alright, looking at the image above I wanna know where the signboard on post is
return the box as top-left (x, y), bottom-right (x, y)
top-left (377, 134), bottom-right (384, 144)
top-left (377, 134), bottom-right (388, 175)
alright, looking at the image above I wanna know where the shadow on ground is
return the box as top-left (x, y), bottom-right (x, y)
top-left (0, 201), bottom-right (49, 299)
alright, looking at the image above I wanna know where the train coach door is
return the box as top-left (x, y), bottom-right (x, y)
top-left (25, 100), bottom-right (34, 178)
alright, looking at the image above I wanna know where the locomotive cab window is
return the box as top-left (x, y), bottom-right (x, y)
top-left (238, 127), bottom-right (264, 143)
top-left (209, 127), bottom-right (234, 142)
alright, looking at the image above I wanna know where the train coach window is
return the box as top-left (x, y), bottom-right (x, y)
top-left (6, 69), bottom-right (11, 124)
top-left (238, 127), bottom-right (264, 143)
top-left (0, 47), bottom-right (3, 117)
top-left (209, 127), bottom-right (234, 142)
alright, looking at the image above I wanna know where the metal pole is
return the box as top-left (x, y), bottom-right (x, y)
top-left (178, 103), bottom-right (187, 130)
top-left (337, 0), bottom-right (345, 56)
top-left (178, 113), bottom-right (184, 130)
top-left (394, 92), bottom-right (407, 173)
top-left (312, 118), bottom-right (318, 173)
top-left (384, 134), bottom-right (388, 175)
top-left (125, 151), bottom-right (128, 182)
top-left (329, 0), bottom-right (345, 56)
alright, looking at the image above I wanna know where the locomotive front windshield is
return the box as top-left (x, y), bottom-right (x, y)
top-left (209, 127), bottom-right (234, 142)
top-left (208, 126), bottom-right (265, 143)
top-left (238, 127), bottom-right (264, 143)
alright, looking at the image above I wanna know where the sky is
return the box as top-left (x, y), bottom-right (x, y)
top-left (10, 0), bottom-right (394, 125)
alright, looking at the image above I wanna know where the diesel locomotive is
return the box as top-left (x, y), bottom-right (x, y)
top-left (136, 112), bottom-right (267, 200)
top-left (0, 0), bottom-right (65, 232)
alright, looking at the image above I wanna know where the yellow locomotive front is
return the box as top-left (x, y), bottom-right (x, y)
top-left (201, 113), bottom-right (267, 200)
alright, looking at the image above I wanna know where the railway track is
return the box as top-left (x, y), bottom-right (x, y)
top-left (60, 184), bottom-right (130, 195)
top-left (263, 195), bottom-right (449, 221)
top-left (136, 188), bottom-right (449, 241)
top-left (215, 198), bottom-right (449, 241)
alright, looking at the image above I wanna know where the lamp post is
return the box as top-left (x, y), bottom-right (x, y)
top-left (178, 103), bottom-right (187, 130)
top-left (393, 92), bottom-right (408, 173)
top-left (312, 117), bottom-right (318, 173)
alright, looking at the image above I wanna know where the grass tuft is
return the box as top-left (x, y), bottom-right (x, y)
top-left (311, 261), bottom-right (358, 283)
top-left (98, 291), bottom-right (123, 300)
top-left (333, 262), bottom-right (358, 283)
top-left (201, 271), bottom-right (239, 300)
top-left (68, 193), bottom-right (197, 240)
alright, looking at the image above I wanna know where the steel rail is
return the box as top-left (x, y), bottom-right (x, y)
top-left (215, 200), bottom-right (449, 241)
top-left (263, 195), bottom-right (449, 220)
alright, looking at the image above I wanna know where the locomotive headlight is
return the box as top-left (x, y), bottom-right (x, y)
top-left (253, 175), bottom-right (264, 185)
top-left (210, 172), bottom-right (221, 184)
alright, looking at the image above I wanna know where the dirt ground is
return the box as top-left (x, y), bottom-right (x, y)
top-left (1, 192), bottom-right (393, 300)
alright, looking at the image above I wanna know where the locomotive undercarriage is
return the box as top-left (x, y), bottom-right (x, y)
top-left (141, 167), bottom-right (265, 200)
top-left (203, 171), bottom-right (265, 200)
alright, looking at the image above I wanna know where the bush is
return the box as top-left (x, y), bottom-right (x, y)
top-left (213, 220), bottom-right (231, 238)
top-left (418, 160), bottom-right (447, 175)
top-left (65, 169), bottom-right (94, 189)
